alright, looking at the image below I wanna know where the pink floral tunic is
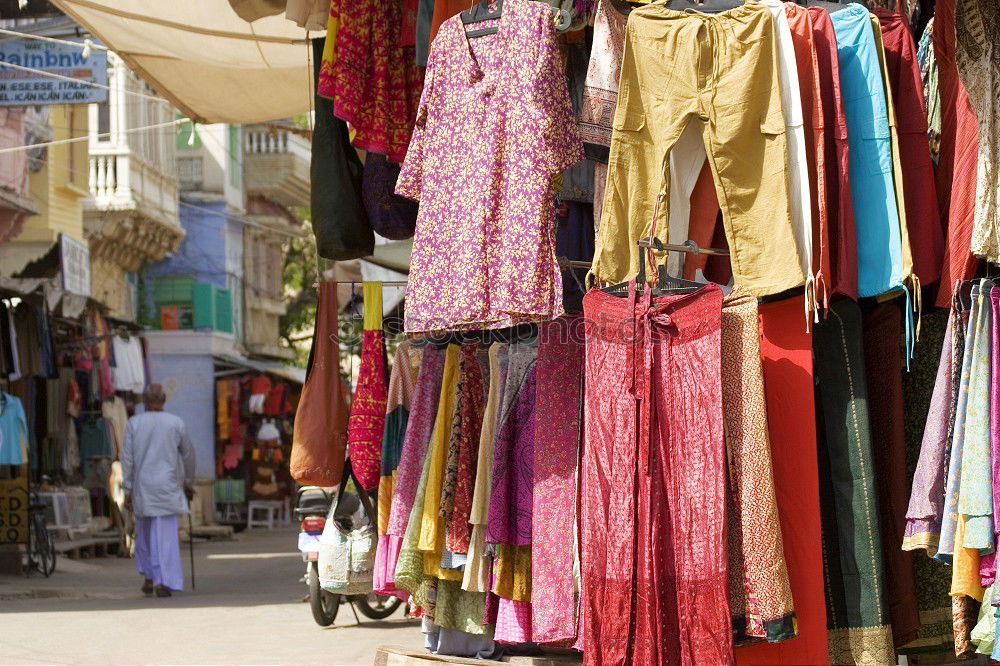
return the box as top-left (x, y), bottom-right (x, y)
top-left (396, 0), bottom-right (584, 333)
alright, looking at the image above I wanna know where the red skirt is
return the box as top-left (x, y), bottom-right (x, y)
top-left (581, 284), bottom-right (732, 666)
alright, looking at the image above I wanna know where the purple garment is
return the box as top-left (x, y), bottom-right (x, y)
top-left (395, 0), bottom-right (584, 333)
top-left (486, 343), bottom-right (538, 546)
top-left (903, 307), bottom-right (957, 553)
top-left (387, 345), bottom-right (445, 537)
top-left (531, 316), bottom-right (584, 644)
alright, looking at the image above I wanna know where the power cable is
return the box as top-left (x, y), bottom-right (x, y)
top-left (0, 117), bottom-right (191, 154)
top-left (0, 59), bottom-right (171, 104)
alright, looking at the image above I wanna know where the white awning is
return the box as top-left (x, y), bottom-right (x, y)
top-left (51, 0), bottom-right (322, 124)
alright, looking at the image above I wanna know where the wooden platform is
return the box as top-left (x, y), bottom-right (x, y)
top-left (54, 532), bottom-right (122, 559)
top-left (374, 647), bottom-right (582, 666)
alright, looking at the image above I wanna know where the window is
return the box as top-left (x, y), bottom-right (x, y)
top-left (228, 124), bottom-right (242, 189)
top-left (96, 101), bottom-right (110, 139)
top-left (177, 157), bottom-right (203, 190)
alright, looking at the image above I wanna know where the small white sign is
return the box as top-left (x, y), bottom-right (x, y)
top-left (60, 232), bottom-right (91, 297)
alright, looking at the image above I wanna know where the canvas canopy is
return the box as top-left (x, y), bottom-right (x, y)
top-left (51, 0), bottom-right (321, 124)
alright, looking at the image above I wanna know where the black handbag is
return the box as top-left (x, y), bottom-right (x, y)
top-left (310, 38), bottom-right (375, 261)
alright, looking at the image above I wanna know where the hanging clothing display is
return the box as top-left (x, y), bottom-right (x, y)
top-left (111, 334), bottom-right (146, 395)
top-left (933, 0), bottom-right (980, 306)
top-left (348, 282), bottom-right (389, 491)
top-left (590, 3), bottom-right (805, 298)
top-left (830, 6), bottom-right (907, 300)
top-left (874, 9), bottom-right (943, 286)
top-left (862, 302), bottom-right (920, 648)
top-left (809, 5), bottom-right (859, 302)
top-left (307, 0), bottom-right (1000, 660)
top-left (578, 0), bottom-right (631, 162)
top-left (736, 296), bottom-right (828, 665)
top-left (531, 315), bottom-right (584, 645)
top-left (581, 283), bottom-right (731, 666)
top-left (0, 392), bottom-right (27, 465)
top-left (397, 0), bottom-right (583, 333)
top-left (327, 0), bottom-right (423, 161)
top-left (813, 299), bottom-right (894, 663)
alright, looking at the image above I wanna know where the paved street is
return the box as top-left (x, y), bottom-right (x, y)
top-left (0, 527), bottom-right (423, 665)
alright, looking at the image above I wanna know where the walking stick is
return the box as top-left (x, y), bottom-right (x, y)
top-left (187, 511), bottom-right (196, 590)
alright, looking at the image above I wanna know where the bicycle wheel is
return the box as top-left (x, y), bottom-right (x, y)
top-left (32, 516), bottom-right (53, 578)
top-left (40, 526), bottom-right (56, 577)
top-left (355, 593), bottom-right (402, 620)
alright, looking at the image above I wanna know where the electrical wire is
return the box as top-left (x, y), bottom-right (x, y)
top-left (0, 59), bottom-right (171, 104)
top-left (0, 117), bottom-right (191, 154)
top-left (0, 27), bottom-right (108, 51)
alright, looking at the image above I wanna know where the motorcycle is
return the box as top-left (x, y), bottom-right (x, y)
top-left (295, 485), bottom-right (403, 627)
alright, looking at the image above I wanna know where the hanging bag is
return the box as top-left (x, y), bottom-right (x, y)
top-left (309, 37), bottom-right (375, 260)
top-left (318, 460), bottom-right (378, 594)
top-left (290, 281), bottom-right (350, 486)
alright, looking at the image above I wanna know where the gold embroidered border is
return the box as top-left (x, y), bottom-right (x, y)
top-left (828, 625), bottom-right (896, 665)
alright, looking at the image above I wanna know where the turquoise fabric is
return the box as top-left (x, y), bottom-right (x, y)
top-left (959, 281), bottom-right (995, 552)
top-left (0, 392), bottom-right (26, 465)
top-left (831, 4), bottom-right (904, 299)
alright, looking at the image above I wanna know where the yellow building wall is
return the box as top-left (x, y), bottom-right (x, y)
top-left (18, 104), bottom-right (89, 245)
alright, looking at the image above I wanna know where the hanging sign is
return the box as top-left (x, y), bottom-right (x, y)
top-left (0, 39), bottom-right (107, 106)
top-left (0, 471), bottom-right (28, 545)
top-left (60, 232), bottom-right (91, 297)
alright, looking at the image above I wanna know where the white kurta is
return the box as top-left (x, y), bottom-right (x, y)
top-left (122, 411), bottom-right (196, 518)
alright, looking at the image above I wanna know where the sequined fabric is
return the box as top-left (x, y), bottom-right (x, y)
top-left (581, 284), bottom-right (732, 666)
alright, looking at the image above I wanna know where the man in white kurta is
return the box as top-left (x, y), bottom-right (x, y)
top-left (122, 384), bottom-right (196, 597)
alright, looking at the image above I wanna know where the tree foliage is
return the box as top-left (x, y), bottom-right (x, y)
top-left (280, 214), bottom-right (319, 367)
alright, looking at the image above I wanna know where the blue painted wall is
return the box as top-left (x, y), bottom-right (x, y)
top-left (146, 353), bottom-right (216, 480)
top-left (143, 197), bottom-right (244, 326)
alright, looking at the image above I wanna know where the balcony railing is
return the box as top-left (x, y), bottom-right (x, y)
top-left (244, 124), bottom-right (310, 209)
top-left (88, 148), bottom-right (180, 225)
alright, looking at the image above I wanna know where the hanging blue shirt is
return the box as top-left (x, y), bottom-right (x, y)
top-left (0, 392), bottom-right (27, 465)
top-left (831, 4), bottom-right (904, 299)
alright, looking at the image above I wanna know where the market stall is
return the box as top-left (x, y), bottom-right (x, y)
top-left (57, 0), bottom-right (1000, 662)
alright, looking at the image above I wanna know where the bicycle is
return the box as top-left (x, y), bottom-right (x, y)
top-left (25, 491), bottom-right (56, 578)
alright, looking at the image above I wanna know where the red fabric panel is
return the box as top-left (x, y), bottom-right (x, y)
top-left (810, 7), bottom-right (858, 301)
top-left (582, 285), bottom-right (732, 666)
top-left (736, 296), bottom-right (829, 665)
top-left (933, 0), bottom-right (980, 306)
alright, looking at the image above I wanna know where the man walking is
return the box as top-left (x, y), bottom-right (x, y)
top-left (122, 384), bottom-right (196, 597)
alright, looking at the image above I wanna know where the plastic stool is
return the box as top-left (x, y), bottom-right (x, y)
top-left (246, 500), bottom-right (281, 529)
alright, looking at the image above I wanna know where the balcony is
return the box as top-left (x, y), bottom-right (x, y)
top-left (243, 125), bottom-right (310, 209)
top-left (84, 53), bottom-right (185, 279)
top-left (85, 147), bottom-right (185, 270)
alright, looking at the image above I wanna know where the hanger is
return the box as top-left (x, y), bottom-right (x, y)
top-left (664, 0), bottom-right (743, 14)
top-left (601, 237), bottom-right (710, 297)
top-left (462, 0), bottom-right (572, 38)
